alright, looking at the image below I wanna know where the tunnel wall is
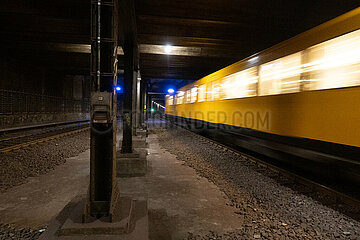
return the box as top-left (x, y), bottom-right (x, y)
top-left (0, 55), bottom-right (90, 130)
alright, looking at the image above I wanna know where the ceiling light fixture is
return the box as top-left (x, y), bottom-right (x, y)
top-left (164, 44), bottom-right (173, 54)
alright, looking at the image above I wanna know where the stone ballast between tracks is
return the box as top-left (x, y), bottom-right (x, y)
top-left (0, 223), bottom-right (44, 240)
top-left (0, 131), bottom-right (90, 239)
top-left (155, 127), bottom-right (360, 240)
top-left (0, 131), bottom-right (90, 192)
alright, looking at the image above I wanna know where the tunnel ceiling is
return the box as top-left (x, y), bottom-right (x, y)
top-left (1, 0), bottom-right (359, 92)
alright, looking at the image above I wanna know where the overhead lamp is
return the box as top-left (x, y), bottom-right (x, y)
top-left (164, 44), bottom-right (173, 54)
top-left (167, 88), bottom-right (175, 94)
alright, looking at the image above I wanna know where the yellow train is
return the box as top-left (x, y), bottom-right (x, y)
top-left (165, 7), bottom-right (360, 190)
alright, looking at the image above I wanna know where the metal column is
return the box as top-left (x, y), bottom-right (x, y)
top-left (135, 74), bottom-right (141, 131)
top-left (132, 71), bottom-right (138, 135)
top-left (84, 0), bottom-right (119, 221)
top-left (121, 40), bottom-right (135, 153)
top-left (139, 78), bottom-right (146, 126)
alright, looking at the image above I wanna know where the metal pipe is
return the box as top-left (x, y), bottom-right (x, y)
top-left (96, 0), bottom-right (101, 91)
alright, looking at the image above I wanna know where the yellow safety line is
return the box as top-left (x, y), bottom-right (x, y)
top-left (0, 128), bottom-right (89, 153)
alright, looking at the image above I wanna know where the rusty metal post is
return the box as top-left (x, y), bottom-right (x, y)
top-left (132, 70), bottom-right (138, 136)
top-left (139, 78), bottom-right (145, 126)
top-left (84, 0), bottom-right (119, 222)
top-left (121, 40), bottom-right (134, 153)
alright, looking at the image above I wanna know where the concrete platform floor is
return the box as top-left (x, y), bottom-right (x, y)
top-left (119, 134), bottom-right (243, 239)
top-left (0, 131), bottom-right (243, 239)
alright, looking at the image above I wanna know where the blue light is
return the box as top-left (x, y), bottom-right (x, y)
top-left (115, 86), bottom-right (121, 91)
top-left (167, 88), bottom-right (175, 94)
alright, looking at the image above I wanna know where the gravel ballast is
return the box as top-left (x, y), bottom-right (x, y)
top-left (0, 131), bottom-right (90, 240)
top-left (155, 127), bottom-right (360, 240)
top-left (0, 130), bottom-right (90, 192)
top-left (0, 224), bottom-right (44, 240)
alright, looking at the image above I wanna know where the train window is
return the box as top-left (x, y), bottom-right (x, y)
top-left (168, 96), bottom-right (173, 105)
top-left (222, 67), bottom-right (258, 99)
top-left (198, 85), bottom-right (206, 102)
top-left (176, 91), bottom-right (184, 105)
top-left (259, 52), bottom-right (302, 96)
top-left (190, 87), bottom-right (197, 103)
top-left (213, 81), bottom-right (221, 100)
top-left (303, 29), bottom-right (360, 91)
top-left (206, 82), bottom-right (213, 101)
top-left (206, 81), bottom-right (221, 101)
top-left (185, 89), bottom-right (191, 103)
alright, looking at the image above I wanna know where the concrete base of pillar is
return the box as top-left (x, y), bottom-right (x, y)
top-left (136, 129), bottom-right (148, 138)
top-left (38, 195), bottom-right (148, 240)
top-left (116, 149), bottom-right (147, 177)
top-left (118, 137), bottom-right (148, 149)
top-left (133, 138), bottom-right (148, 148)
top-left (117, 151), bottom-right (140, 158)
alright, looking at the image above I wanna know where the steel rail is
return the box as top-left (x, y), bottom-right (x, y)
top-left (0, 120), bottom-right (89, 133)
top-left (0, 123), bottom-right (89, 153)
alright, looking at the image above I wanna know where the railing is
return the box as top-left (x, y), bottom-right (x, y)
top-left (0, 89), bottom-right (90, 115)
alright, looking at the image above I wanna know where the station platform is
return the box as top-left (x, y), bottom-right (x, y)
top-left (118, 130), bottom-right (243, 239)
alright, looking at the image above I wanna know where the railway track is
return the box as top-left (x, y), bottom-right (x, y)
top-left (0, 122), bottom-right (89, 153)
top-left (177, 125), bottom-right (360, 221)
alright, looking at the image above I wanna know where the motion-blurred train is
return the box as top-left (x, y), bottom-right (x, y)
top-left (165, 7), bottom-right (360, 191)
